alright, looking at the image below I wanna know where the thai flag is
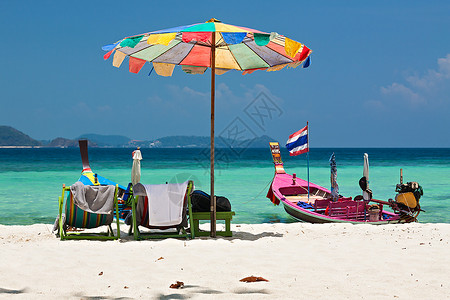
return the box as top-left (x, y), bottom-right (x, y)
top-left (286, 125), bottom-right (308, 156)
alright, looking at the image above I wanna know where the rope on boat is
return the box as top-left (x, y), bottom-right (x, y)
top-left (243, 179), bottom-right (273, 204)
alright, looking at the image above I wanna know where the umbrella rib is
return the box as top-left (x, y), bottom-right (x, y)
top-left (242, 41), bottom-right (272, 68)
top-left (247, 35), bottom-right (294, 66)
top-left (177, 43), bottom-right (197, 66)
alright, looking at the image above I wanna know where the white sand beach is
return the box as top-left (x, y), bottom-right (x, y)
top-left (0, 222), bottom-right (449, 299)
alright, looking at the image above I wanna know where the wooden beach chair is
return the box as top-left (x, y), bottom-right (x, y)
top-left (129, 180), bottom-right (195, 240)
top-left (57, 183), bottom-right (120, 240)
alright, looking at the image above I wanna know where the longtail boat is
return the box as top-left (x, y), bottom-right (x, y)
top-left (77, 140), bottom-right (131, 221)
top-left (266, 142), bottom-right (423, 224)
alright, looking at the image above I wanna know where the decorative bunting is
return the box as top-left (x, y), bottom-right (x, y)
top-left (267, 63), bottom-right (288, 72)
top-left (129, 57), bottom-right (146, 73)
top-left (113, 51), bottom-right (127, 68)
top-left (221, 32), bottom-right (247, 45)
top-left (254, 33), bottom-right (270, 46)
top-left (298, 45), bottom-right (311, 62)
top-left (242, 67), bottom-right (267, 75)
top-left (182, 66), bottom-right (207, 74)
top-left (147, 33), bottom-right (177, 46)
top-left (103, 21), bottom-right (313, 78)
top-left (284, 37), bottom-right (302, 58)
top-left (103, 49), bottom-right (114, 60)
top-left (120, 35), bottom-right (144, 48)
top-left (153, 63), bottom-right (175, 77)
top-left (182, 32), bottom-right (211, 43)
top-left (270, 32), bottom-right (280, 41)
top-left (215, 68), bottom-right (230, 75)
top-left (102, 42), bottom-right (119, 51)
top-left (288, 61), bottom-right (303, 69)
top-left (303, 56), bottom-right (311, 68)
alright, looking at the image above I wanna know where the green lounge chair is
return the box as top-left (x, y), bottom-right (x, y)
top-left (57, 183), bottom-right (120, 240)
top-left (129, 180), bottom-right (194, 240)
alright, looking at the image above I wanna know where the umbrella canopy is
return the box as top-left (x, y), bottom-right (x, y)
top-left (102, 18), bottom-right (312, 75)
top-left (329, 152), bottom-right (339, 201)
top-left (131, 149), bottom-right (142, 186)
top-left (102, 18), bottom-right (312, 237)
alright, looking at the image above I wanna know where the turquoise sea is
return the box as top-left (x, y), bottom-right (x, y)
top-left (0, 147), bottom-right (449, 225)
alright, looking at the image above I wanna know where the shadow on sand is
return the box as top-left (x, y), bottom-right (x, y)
top-left (0, 287), bottom-right (29, 295)
top-left (115, 226), bottom-right (283, 242)
top-left (156, 285), bottom-right (270, 299)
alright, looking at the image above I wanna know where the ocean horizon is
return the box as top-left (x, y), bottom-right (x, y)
top-left (0, 147), bottom-right (449, 225)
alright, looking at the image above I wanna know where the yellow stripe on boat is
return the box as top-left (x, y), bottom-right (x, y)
top-left (82, 171), bottom-right (100, 185)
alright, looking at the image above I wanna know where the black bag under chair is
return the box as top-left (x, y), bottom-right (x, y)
top-left (191, 190), bottom-right (231, 212)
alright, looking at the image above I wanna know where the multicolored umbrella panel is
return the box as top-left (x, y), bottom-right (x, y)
top-left (102, 18), bottom-right (312, 76)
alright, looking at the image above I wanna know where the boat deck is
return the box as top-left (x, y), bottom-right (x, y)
top-left (284, 195), bottom-right (325, 205)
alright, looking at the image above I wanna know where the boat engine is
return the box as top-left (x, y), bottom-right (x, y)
top-left (389, 181), bottom-right (423, 221)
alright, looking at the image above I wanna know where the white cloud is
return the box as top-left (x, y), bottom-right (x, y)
top-left (405, 54), bottom-right (450, 89)
top-left (380, 53), bottom-right (450, 105)
top-left (181, 86), bottom-right (209, 99)
top-left (438, 54), bottom-right (450, 77)
top-left (165, 84), bottom-right (209, 102)
top-left (380, 82), bottom-right (425, 105)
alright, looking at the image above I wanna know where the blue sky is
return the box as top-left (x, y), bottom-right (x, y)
top-left (1, 1), bottom-right (449, 147)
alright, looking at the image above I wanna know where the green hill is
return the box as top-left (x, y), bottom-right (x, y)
top-left (77, 134), bottom-right (131, 147)
top-left (0, 126), bottom-right (41, 146)
top-left (0, 126), bottom-right (274, 148)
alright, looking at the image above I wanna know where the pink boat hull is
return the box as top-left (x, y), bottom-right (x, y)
top-left (268, 172), bottom-right (406, 224)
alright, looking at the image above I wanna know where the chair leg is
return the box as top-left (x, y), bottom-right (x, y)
top-left (108, 225), bottom-right (113, 236)
top-left (128, 221), bottom-right (133, 236)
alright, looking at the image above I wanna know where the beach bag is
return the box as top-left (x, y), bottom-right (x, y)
top-left (191, 190), bottom-right (231, 212)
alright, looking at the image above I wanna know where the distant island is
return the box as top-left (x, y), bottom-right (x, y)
top-left (0, 125), bottom-right (275, 148)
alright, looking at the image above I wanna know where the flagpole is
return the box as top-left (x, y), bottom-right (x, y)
top-left (307, 121), bottom-right (310, 202)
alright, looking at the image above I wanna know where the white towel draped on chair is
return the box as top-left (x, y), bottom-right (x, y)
top-left (141, 181), bottom-right (189, 226)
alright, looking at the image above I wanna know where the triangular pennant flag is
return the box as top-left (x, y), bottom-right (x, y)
top-left (182, 32), bottom-right (211, 43)
top-left (129, 57), bottom-right (146, 73)
top-left (284, 38), bottom-right (302, 58)
top-left (303, 56), bottom-right (311, 68)
top-left (153, 63), bottom-right (175, 77)
top-left (242, 67), bottom-right (267, 75)
top-left (298, 45), bottom-right (311, 62)
top-left (222, 32), bottom-right (247, 45)
top-left (113, 51), bottom-right (127, 68)
top-left (254, 33), bottom-right (270, 46)
top-left (270, 32), bottom-right (279, 41)
top-left (215, 68), bottom-right (230, 75)
top-left (120, 35), bottom-right (144, 48)
top-left (147, 33), bottom-right (177, 46)
top-left (287, 61), bottom-right (303, 69)
top-left (103, 49), bottom-right (114, 60)
top-left (102, 42), bottom-right (119, 51)
top-left (182, 66), bottom-right (207, 74)
top-left (267, 63), bottom-right (288, 72)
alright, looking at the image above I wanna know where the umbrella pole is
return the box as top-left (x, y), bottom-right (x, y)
top-left (210, 32), bottom-right (217, 238)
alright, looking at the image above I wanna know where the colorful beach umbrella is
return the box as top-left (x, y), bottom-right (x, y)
top-left (102, 18), bottom-right (312, 237)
